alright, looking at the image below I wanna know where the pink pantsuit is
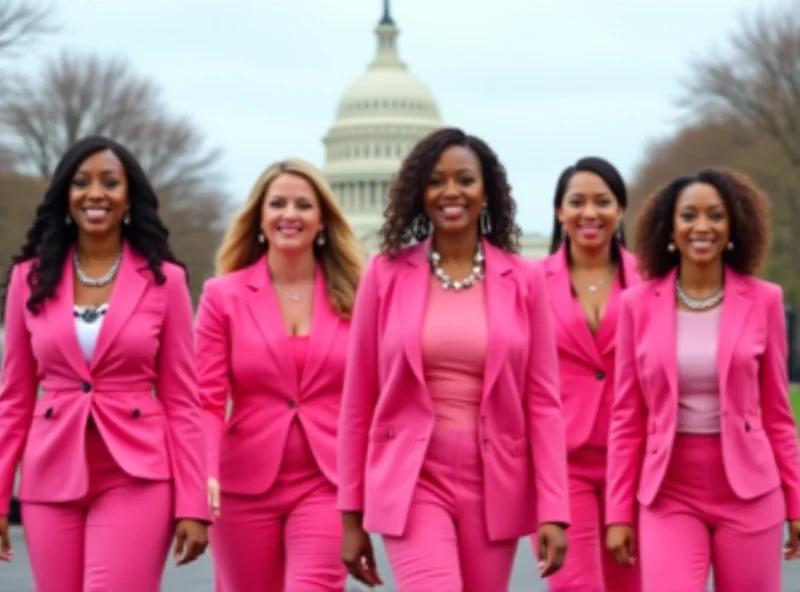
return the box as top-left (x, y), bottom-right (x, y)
top-left (338, 239), bottom-right (570, 590)
top-left (607, 268), bottom-right (800, 591)
top-left (0, 244), bottom-right (209, 592)
top-left (539, 246), bottom-right (642, 592)
top-left (196, 260), bottom-right (348, 591)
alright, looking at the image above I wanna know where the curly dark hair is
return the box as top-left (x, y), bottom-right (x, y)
top-left (1, 134), bottom-right (186, 320)
top-left (634, 167), bottom-right (771, 279)
top-left (378, 127), bottom-right (521, 254)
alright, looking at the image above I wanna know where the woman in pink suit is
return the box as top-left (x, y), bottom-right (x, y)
top-left (540, 157), bottom-right (642, 592)
top-left (606, 168), bottom-right (800, 591)
top-left (196, 159), bottom-right (363, 591)
top-left (0, 136), bottom-right (209, 592)
top-left (339, 127), bottom-right (570, 590)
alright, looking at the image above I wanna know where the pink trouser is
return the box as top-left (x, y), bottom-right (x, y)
top-left (382, 429), bottom-right (518, 591)
top-left (639, 434), bottom-right (785, 592)
top-left (211, 422), bottom-right (346, 591)
top-left (545, 447), bottom-right (641, 592)
top-left (22, 422), bottom-right (174, 592)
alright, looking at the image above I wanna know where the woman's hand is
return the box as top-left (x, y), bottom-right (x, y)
top-left (606, 523), bottom-right (636, 566)
top-left (208, 477), bottom-right (221, 518)
top-left (173, 519), bottom-right (209, 566)
top-left (785, 519), bottom-right (800, 560)
top-left (341, 512), bottom-right (382, 587)
top-left (0, 516), bottom-right (12, 562)
top-left (537, 522), bottom-right (568, 577)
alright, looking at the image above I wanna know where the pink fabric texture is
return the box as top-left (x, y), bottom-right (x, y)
top-left (421, 280), bottom-right (487, 431)
top-left (382, 429), bottom-right (517, 591)
top-left (22, 423), bottom-right (174, 592)
top-left (638, 434), bottom-right (784, 591)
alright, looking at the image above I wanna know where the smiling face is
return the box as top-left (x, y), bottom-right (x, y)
top-left (422, 145), bottom-right (486, 237)
top-left (558, 171), bottom-right (623, 252)
top-left (673, 181), bottom-right (730, 267)
top-left (260, 173), bottom-right (323, 254)
top-left (68, 149), bottom-right (129, 238)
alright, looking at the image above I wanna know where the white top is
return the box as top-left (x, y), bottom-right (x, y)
top-left (74, 304), bottom-right (108, 363)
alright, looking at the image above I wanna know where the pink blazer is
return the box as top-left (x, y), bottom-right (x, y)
top-left (541, 246), bottom-right (640, 452)
top-left (337, 240), bottom-right (569, 542)
top-left (195, 259), bottom-right (348, 495)
top-left (0, 243), bottom-right (208, 520)
top-left (606, 268), bottom-right (800, 525)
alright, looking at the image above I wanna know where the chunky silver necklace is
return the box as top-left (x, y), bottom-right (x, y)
top-left (429, 243), bottom-right (485, 291)
top-left (676, 282), bottom-right (724, 311)
top-left (74, 251), bottom-right (122, 288)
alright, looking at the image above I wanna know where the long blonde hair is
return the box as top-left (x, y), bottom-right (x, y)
top-left (215, 159), bottom-right (364, 318)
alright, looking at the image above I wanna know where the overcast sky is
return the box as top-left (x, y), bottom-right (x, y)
top-left (20, 0), bottom-right (769, 234)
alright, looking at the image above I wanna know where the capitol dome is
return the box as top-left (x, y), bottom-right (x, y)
top-left (322, 2), bottom-right (442, 240)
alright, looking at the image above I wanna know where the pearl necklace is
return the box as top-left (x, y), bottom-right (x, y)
top-left (429, 243), bottom-right (485, 291)
top-left (74, 252), bottom-right (122, 288)
top-left (676, 282), bottom-right (724, 311)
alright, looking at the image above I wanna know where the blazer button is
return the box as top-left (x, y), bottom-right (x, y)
top-left (595, 370), bottom-right (606, 380)
top-left (44, 407), bottom-right (54, 418)
top-left (131, 408), bottom-right (141, 419)
top-left (81, 382), bottom-right (92, 393)
top-left (288, 400), bottom-right (297, 409)
top-left (744, 421), bottom-right (751, 432)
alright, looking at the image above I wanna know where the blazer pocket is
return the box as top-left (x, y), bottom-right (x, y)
top-left (126, 396), bottom-right (165, 421)
top-left (368, 425), bottom-right (397, 442)
top-left (499, 435), bottom-right (528, 457)
top-left (32, 398), bottom-right (59, 420)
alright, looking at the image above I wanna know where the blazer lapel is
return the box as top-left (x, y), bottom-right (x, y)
top-left (400, 243), bottom-right (430, 388)
top-left (544, 248), bottom-right (604, 367)
top-left (482, 242), bottom-right (515, 400)
top-left (652, 272), bottom-right (678, 406)
top-left (300, 267), bottom-right (340, 392)
top-left (47, 251), bottom-right (92, 381)
top-left (244, 258), bottom-right (298, 393)
top-left (90, 243), bottom-right (147, 372)
top-left (717, 268), bottom-right (750, 387)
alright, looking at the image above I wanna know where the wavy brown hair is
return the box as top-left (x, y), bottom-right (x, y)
top-left (634, 167), bottom-right (771, 279)
top-left (215, 159), bottom-right (364, 318)
top-left (378, 127), bottom-right (521, 254)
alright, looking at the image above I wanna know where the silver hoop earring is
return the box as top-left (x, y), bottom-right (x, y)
top-left (667, 242), bottom-right (676, 252)
top-left (479, 204), bottom-right (492, 235)
top-left (316, 232), bottom-right (326, 247)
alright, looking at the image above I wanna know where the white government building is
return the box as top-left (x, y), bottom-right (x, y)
top-left (321, 2), bottom-right (550, 259)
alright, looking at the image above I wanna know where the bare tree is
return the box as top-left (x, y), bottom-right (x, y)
top-left (0, 51), bottom-right (229, 302)
top-left (0, 52), bottom-right (223, 191)
top-left (0, 0), bottom-right (57, 58)
top-left (682, 0), bottom-right (800, 168)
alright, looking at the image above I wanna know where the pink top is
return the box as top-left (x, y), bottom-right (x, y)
top-left (581, 278), bottom-right (622, 449)
top-left (676, 307), bottom-right (722, 434)
top-left (422, 280), bottom-right (488, 431)
top-left (289, 335), bottom-right (310, 376)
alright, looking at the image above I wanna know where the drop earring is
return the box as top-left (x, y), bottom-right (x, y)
top-left (316, 232), bottom-right (326, 246)
top-left (727, 241), bottom-right (734, 250)
top-left (123, 210), bottom-right (131, 225)
top-left (667, 242), bottom-right (676, 252)
top-left (479, 204), bottom-right (492, 235)
top-left (258, 232), bottom-right (265, 244)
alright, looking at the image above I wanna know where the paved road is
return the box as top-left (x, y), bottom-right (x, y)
top-left (4, 526), bottom-right (800, 591)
